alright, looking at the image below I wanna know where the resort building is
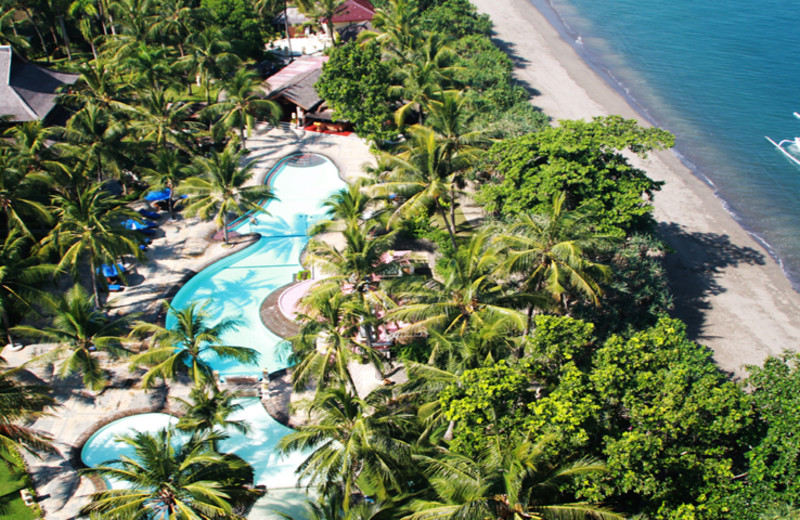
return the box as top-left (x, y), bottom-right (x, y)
top-left (0, 45), bottom-right (78, 125)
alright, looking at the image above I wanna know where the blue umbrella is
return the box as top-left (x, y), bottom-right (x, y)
top-left (100, 263), bottom-right (123, 278)
top-left (144, 188), bottom-right (171, 202)
top-left (123, 219), bottom-right (148, 231)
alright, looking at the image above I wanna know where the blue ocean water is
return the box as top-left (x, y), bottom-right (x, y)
top-left (530, 0), bottom-right (800, 290)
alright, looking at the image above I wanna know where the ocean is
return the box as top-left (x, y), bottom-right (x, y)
top-left (530, 0), bottom-right (800, 291)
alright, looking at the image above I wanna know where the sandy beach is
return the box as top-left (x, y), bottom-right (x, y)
top-left (471, 0), bottom-right (800, 376)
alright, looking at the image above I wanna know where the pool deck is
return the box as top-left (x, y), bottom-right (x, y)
top-left (3, 126), bottom-right (374, 520)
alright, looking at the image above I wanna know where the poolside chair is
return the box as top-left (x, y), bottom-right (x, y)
top-left (108, 284), bottom-right (124, 292)
top-left (138, 208), bottom-right (161, 220)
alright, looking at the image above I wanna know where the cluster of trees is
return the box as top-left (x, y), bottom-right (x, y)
top-left (279, 1), bottom-right (800, 519)
top-left (316, 0), bottom-right (548, 144)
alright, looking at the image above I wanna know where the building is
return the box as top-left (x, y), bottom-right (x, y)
top-left (0, 45), bottom-right (79, 124)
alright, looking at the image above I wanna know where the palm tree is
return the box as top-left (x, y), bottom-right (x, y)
top-left (152, 0), bottom-right (192, 57)
top-left (58, 59), bottom-right (131, 111)
top-left (371, 126), bottom-right (468, 250)
top-left (140, 148), bottom-right (191, 219)
top-left (291, 288), bottom-right (380, 394)
top-left (0, 152), bottom-right (51, 238)
top-left (180, 143), bottom-right (275, 245)
top-left (42, 182), bottom-right (143, 305)
top-left (204, 68), bottom-right (281, 142)
top-left (81, 428), bottom-right (259, 520)
top-left (296, 0), bottom-right (345, 47)
top-left (182, 27), bottom-right (239, 104)
top-left (126, 88), bottom-right (200, 151)
top-left (358, 0), bottom-right (420, 62)
top-left (494, 193), bottom-right (617, 322)
top-left (13, 284), bottom-right (133, 391)
top-left (407, 438), bottom-right (623, 520)
top-left (60, 102), bottom-right (128, 184)
top-left (124, 42), bottom-right (180, 91)
top-left (279, 385), bottom-right (414, 511)
top-left (0, 230), bottom-right (57, 349)
top-left (129, 301), bottom-right (259, 389)
top-left (390, 33), bottom-right (459, 128)
top-left (384, 230), bottom-right (530, 338)
top-left (0, 350), bottom-right (57, 465)
top-left (174, 386), bottom-right (249, 436)
top-left (309, 179), bottom-right (387, 235)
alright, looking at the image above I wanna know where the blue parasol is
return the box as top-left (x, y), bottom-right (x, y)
top-left (144, 188), bottom-right (171, 202)
top-left (100, 263), bottom-right (124, 278)
top-left (123, 219), bottom-right (148, 231)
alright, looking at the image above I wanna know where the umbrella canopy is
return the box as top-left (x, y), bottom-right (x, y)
top-left (123, 219), bottom-right (148, 231)
top-left (100, 263), bottom-right (124, 278)
top-left (144, 188), bottom-right (171, 202)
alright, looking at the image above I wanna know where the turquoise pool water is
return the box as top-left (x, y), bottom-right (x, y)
top-left (80, 399), bottom-right (308, 489)
top-left (81, 153), bottom-right (345, 518)
top-left (168, 154), bottom-right (344, 378)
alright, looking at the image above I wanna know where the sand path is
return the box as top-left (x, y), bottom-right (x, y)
top-left (471, 0), bottom-right (800, 376)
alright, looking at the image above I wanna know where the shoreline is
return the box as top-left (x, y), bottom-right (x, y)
top-left (471, 0), bottom-right (800, 376)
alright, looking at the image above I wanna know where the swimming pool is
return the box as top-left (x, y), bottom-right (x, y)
top-left (168, 154), bottom-right (345, 378)
top-left (79, 399), bottom-right (309, 489)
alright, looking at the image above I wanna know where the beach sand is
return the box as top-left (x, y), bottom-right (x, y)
top-left (471, 0), bottom-right (800, 376)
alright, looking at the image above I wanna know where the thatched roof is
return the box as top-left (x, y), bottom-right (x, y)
top-left (0, 45), bottom-right (79, 123)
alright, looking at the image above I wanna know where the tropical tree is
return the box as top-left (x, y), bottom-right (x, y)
top-left (371, 126), bottom-right (467, 250)
top-left (0, 350), bottom-right (57, 465)
top-left (182, 27), bottom-right (239, 103)
top-left (129, 301), bottom-right (259, 389)
top-left (126, 88), bottom-right (201, 151)
top-left (82, 428), bottom-right (260, 520)
top-left (296, 0), bottom-right (345, 47)
top-left (13, 284), bottom-right (133, 391)
top-left (407, 438), bottom-right (622, 520)
top-left (42, 182), bottom-right (143, 305)
top-left (0, 152), bottom-right (51, 237)
top-left (174, 386), bottom-right (249, 436)
top-left (493, 192), bottom-right (616, 320)
top-left (384, 230), bottom-right (530, 338)
top-left (60, 102), bottom-right (129, 184)
top-left (58, 59), bottom-right (131, 111)
top-left (309, 179), bottom-right (385, 234)
top-left (0, 230), bottom-right (57, 348)
top-left (204, 67), bottom-right (281, 142)
top-left (279, 385), bottom-right (414, 510)
top-left (291, 288), bottom-right (381, 393)
top-left (358, 0), bottom-right (420, 62)
top-left (180, 143), bottom-right (274, 244)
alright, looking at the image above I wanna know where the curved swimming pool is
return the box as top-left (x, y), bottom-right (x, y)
top-left (168, 153), bottom-right (345, 378)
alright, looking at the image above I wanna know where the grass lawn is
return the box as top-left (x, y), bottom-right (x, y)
top-left (0, 451), bottom-right (38, 520)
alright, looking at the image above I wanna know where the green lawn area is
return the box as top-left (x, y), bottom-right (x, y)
top-left (0, 451), bottom-right (38, 520)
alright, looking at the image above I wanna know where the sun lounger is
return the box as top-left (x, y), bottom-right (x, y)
top-left (107, 284), bottom-right (124, 292)
top-left (138, 209), bottom-right (160, 220)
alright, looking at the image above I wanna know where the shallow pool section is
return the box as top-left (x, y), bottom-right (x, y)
top-left (167, 154), bottom-right (345, 379)
top-left (80, 399), bottom-right (308, 489)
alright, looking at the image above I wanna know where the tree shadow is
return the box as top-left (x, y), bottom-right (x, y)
top-left (657, 221), bottom-right (766, 341)
top-left (485, 34), bottom-right (542, 99)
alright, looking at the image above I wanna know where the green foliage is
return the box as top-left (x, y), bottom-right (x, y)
top-left (418, 0), bottom-right (492, 39)
top-left (478, 116), bottom-right (674, 235)
top-left (743, 352), bottom-right (800, 510)
top-left (0, 450), bottom-right (37, 520)
top-left (525, 315), bottom-right (595, 378)
top-left (315, 41), bottom-right (398, 144)
top-left (200, 0), bottom-right (263, 58)
top-left (573, 233), bottom-right (674, 338)
top-left (440, 361), bottom-right (535, 456)
top-left (587, 318), bottom-right (755, 519)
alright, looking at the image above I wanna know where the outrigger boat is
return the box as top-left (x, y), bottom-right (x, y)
top-left (766, 112), bottom-right (800, 167)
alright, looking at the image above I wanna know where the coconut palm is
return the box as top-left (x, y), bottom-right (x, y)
top-left (42, 182), bottom-right (143, 305)
top-left (60, 102), bottom-right (129, 183)
top-left (291, 288), bottom-right (379, 393)
top-left (279, 385), bottom-right (414, 511)
top-left (180, 143), bottom-right (275, 244)
top-left (174, 386), bottom-right (249, 436)
top-left (13, 284), bottom-right (133, 391)
top-left (152, 0), bottom-right (192, 57)
top-left (182, 27), bottom-right (239, 104)
top-left (0, 152), bottom-right (51, 238)
top-left (58, 59), bottom-right (132, 111)
top-left (0, 230), bottom-right (57, 348)
top-left (407, 438), bottom-right (623, 520)
top-left (129, 301), bottom-right (259, 389)
top-left (494, 193), bottom-right (617, 321)
top-left (0, 350), bottom-right (57, 465)
top-left (384, 230), bottom-right (531, 338)
top-left (371, 126), bottom-right (468, 250)
top-left (358, 0), bottom-right (420, 62)
top-left (309, 179), bottom-right (386, 234)
top-left (126, 88), bottom-right (200, 151)
top-left (81, 428), bottom-right (259, 520)
top-left (124, 42), bottom-right (180, 91)
top-left (296, 0), bottom-right (345, 47)
top-left (204, 68), bottom-right (281, 142)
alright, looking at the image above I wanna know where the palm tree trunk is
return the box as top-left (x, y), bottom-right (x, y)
top-left (222, 213), bottom-right (229, 244)
top-left (58, 16), bottom-right (72, 60)
top-left (283, 0), bottom-right (293, 61)
top-left (90, 258), bottom-right (101, 309)
top-left (2, 312), bottom-right (16, 349)
top-left (436, 202), bottom-right (457, 252)
top-left (21, 6), bottom-right (49, 61)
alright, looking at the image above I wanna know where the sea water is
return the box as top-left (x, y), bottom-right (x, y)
top-left (530, 0), bottom-right (800, 290)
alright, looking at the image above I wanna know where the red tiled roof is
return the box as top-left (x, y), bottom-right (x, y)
top-left (328, 0), bottom-right (375, 23)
